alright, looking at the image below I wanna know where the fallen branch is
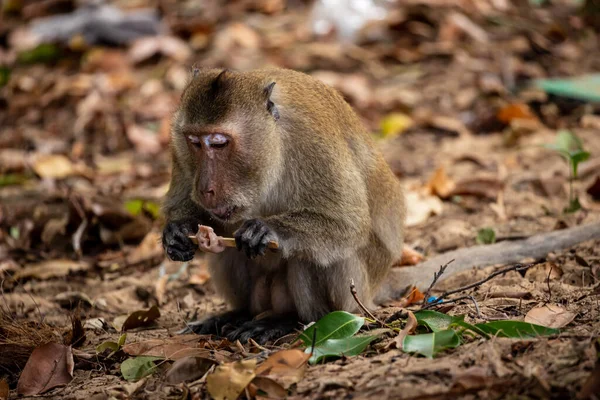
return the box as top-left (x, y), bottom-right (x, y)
top-left (395, 222), bottom-right (600, 290)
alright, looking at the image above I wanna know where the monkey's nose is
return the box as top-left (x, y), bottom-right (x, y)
top-left (201, 189), bottom-right (216, 207)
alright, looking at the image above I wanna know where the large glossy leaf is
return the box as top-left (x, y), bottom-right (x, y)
top-left (298, 311), bottom-right (364, 347)
top-left (414, 310), bottom-right (489, 338)
top-left (414, 310), bottom-right (455, 332)
top-left (402, 329), bottom-right (461, 358)
top-left (309, 335), bottom-right (378, 364)
top-left (474, 321), bottom-right (559, 338)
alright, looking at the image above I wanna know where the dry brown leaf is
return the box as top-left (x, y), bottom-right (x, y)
top-left (427, 166), bottom-right (456, 198)
top-left (534, 177), bottom-right (566, 198)
top-left (126, 125), bottom-right (162, 155)
top-left (0, 378), bottom-right (8, 400)
top-left (207, 359), bottom-right (257, 400)
top-left (17, 343), bottom-right (74, 396)
top-left (31, 154), bottom-right (76, 179)
top-left (129, 36), bottom-right (192, 64)
top-left (586, 176), bottom-right (600, 200)
top-left (165, 356), bottom-right (217, 384)
top-left (256, 349), bottom-right (310, 389)
top-left (122, 336), bottom-right (227, 361)
top-left (121, 305), bottom-right (161, 332)
top-left (525, 263), bottom-right (563, 282)
top-left (392, 287), bottom-right (425, 308)
top-left (497, 103), bottom-right (537, 124)
top-left (249, 376), bottom-right (287, 399)
top-left (449, 178), bottom-right (504, 200)
top-left (524, 304), bottom-right (575, 329)
top-left (13, 259), bottom-right (90, 281)
top-left (41, 215), bottom-right (69, 245)
top-left (189, 265), bottom-right (211, 286)
top-left (125, 231), bottom-right (163, 265)
top-left (405, 191), bottom-right (443, 226)
top-left (53, 291), bottom-right (94, 309)
top-left (399, 245), bottom-right (424, 266)
top-left (428, 116), bottom-right (468, 136)
top-left (387, 310), bottom-right (417, 349)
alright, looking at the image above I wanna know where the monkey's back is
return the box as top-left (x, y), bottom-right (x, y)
top-left (249, 68), bottom-right (406, 292)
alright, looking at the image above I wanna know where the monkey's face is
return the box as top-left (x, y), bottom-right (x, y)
top-left (173, 69), bottom-right (282, 224)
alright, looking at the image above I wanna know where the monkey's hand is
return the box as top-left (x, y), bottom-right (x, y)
top-left (196, 224), bottom-right (226, 254)
top-left (162, 219), bottom-right (198, 261)
top-left (235, 219), bottom-right (278, 258)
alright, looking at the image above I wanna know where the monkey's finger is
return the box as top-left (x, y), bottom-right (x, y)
top-left (234, 229), bottom-right (244, 251)
top-left (169, 230), bottom-right (197, 251)
top-left (248, 224), bottom-right (269, 249)
top-left (167, 247), bottom-right (195, 262)
top-left (257, 238), bottom-right (269, 257)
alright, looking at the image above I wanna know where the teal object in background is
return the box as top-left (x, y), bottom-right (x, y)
top-left (535, 74), bottom-right (600, 102)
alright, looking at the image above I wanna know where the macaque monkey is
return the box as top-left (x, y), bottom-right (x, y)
top-left (162, 68), bottom-right (405, 343)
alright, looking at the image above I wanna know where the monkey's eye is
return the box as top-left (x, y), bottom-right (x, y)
top-left (188, 135), bottom-right (201, 148)
top-left (207, 133), bottom-right (229, 149)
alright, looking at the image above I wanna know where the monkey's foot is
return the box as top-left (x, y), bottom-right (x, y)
top-left (179, 310), bottom-right (251, 336)
top-left (225, 315), bottom-right (300, 344)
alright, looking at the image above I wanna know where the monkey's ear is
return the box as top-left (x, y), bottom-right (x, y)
top-left (211, 69), bottom-right (229, 94)
top-left (192, 65), bottom-right (200, 77)
top-left (264, 81), bottom-right (280, 121)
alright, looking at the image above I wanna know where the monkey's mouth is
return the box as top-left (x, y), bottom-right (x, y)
top-left (209, 205), bottom-right (237, 221)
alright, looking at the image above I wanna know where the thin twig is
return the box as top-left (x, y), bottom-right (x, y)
top-left (350, 279), bottom-right (385, 327)
top-left (434, 262), bottom-right (538, 303)
top-left (546, 265), bottom-right (553, 303)
top-left (422, 294), bottom-right (481, 317)
top-left (422, 259), bottom-right (454, 304)
top-left (468, 295), bottom-right (481, 318)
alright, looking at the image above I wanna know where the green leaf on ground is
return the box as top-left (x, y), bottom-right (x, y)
top-left (18, 44), bottom-right (62, 65)
top-left (474, 321), bottom-right (559, 338)
top-left (298, 311), bottom-right (364, 347)
top-left (121, 356), bottom-right (162, 381)
top-left (414, 310), bottom-right (489, 338)
top-left (0, 67), bottom-right (10, 87)
top-left (0, 173), bottom-right (28, 187)
top-left (309, 335), bottom-right (379, 364)
top-left (402, 329), bottom-right (461, 358)
top-left (535, 74), bottom-right (600, 103)
top-left (476, 228), bottom-right (496, 245)
top-left (96, 334), bottom-right (127, 357)
top-left (124, 199), bottom-right (161, 219)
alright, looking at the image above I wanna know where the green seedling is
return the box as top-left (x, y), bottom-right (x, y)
top-left (544, 130), bottom-right (590, 213)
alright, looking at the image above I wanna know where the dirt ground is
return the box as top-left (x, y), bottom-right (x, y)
top-left (1, 0), bottom-right (600, 399)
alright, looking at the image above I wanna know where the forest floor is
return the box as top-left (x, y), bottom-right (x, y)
top-left (1, 0), bottom-right (600, 399)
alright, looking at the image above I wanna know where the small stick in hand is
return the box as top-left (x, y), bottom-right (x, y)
top-left (188, 225), bottom-right (279, 254)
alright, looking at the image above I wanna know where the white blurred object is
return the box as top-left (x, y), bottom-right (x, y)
top-left (311, 0), bottom-right (393, 42)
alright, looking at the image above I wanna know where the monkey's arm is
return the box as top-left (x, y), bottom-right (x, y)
top-left (257, 206), bottom-right (369, 265)
top-left (162, 158), bottom-right (215, 261)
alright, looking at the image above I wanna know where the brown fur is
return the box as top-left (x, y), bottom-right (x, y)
top-left (163, 68), bottom-right (405, 323)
